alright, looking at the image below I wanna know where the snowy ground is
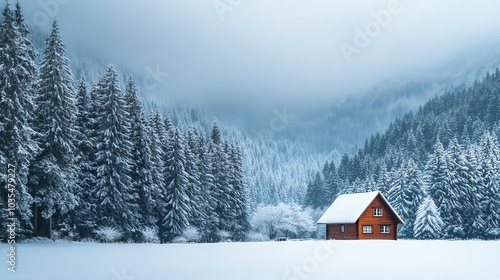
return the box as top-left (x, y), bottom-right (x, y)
top-left (1, 239), bottom-right (499, 280)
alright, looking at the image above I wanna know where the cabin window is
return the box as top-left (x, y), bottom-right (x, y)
top-left (380, 225), bottom-right (390, 234)
top-left (373, 208), bottom-right (383, 217)
top-left (362, 225), bottom-right (372, 234)
top-left (340, 225), bottom-right (345, 233)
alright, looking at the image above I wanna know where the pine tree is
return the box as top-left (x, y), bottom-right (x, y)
top-left (462, 142), bottom-right (483, 238)
top-left (477, 131), bottom-right (500, 239)
top-left (324, 162), bottom-right (341, 204)
top-left (163, 128), bottom-right (192, 242)
top-left (183, 128), bottom-right (204, 229)
top-left (148, 112), bottom-right (168, 240)
top-left (193, 130), bottom-right (216, 242)
top-left (92, 66), bottom-right (139, 237)
top-left (226, 142), bottom-right (249, 240)
top-left (424, 139), bottom-right (454, 233)
top-left (304, 172), bottom-right (325, 209)
top-left (210, 122), bottom-right (222, 145)
top-left (387, 159), bottom-right (426, 238)
top-left (29, 21), bottom-right (79, 238)
top-left (445, 139), bottom-right (477, 238)
top-left (124, 77), bottom-right (155, 239)
top-left (0, 3), bottom-right (39, 238)
top-left (73, 75), bottom-right (97, 238)
top-left (206, 123), bottom-right (233, 241)
top-left (214, 140), bottom-right (236, 239)
top-left (414, 196), bottom-right (445, 239)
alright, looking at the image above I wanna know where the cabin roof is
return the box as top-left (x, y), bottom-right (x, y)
top-left (317, 191), bottom-right (403, 224)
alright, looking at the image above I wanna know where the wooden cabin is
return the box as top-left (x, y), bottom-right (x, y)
top-left (317, 191), bottom-right (403, 240)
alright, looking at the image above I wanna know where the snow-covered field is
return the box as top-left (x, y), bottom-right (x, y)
top-left (1, 240), bottom-right (499, 280)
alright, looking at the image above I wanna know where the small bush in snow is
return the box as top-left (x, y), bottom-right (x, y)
top-left (182, 226), bottom-right (201, 243)
top-left (246, 232), bottom-right (269, 242)
top-left (172, 236), bottom-right (188, 243)
top-left (95, 227), bottom-right (123, 243)
top-left (171, 227), bottom-right (202, 243)
top-left (141, 227), bottom-right (160, 243)
top-left (54, 224), bottom-right (80, 241)
top-left (217, 230), bottom-right (232, 242)
top-left (21, 237), bottom-right (54, 244)
top-left (80, 237), bottom-right (97, 243)
top-left (250, 203), bottom-right (316, 240)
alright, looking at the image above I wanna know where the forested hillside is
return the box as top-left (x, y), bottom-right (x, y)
top-left (0, 4), bottom-right (248, 243)
top-left (305, 70), bottom-right (500, 240)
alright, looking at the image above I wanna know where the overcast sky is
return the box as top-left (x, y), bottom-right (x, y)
top-left (16, 0), bottom-right (500, 111)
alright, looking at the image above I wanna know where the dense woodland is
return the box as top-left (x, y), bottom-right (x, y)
top-left (2, 3), bottom-right (499, 243)
top-left (0, 4), bottom-right (248, 243)
top-left (305, 70), bottom-right (500, 240)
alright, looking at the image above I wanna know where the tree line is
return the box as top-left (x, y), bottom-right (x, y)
top-left (0, 3), bottom-right (248, 243)
top-left (305, 69), bottom-right (500, 240)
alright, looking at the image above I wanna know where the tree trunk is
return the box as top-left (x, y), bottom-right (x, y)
top-left (49, 215), bottom-right (52, 239)
top-left (34, 204), bottom-right (38, 236)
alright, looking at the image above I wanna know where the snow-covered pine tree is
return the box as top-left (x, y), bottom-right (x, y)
top-left (403, 159), bottom-right (426, 237)
top-left (304, 172), bottom-right (325, 209)
top-left (414, 196), bottom-right (445, 239)
top-left (323, 162), bottom-right (341, 203)
top-left (424, 139), bottom-right (454, 234)
top-left (387, 159), bottom-right (426, 238)
top-left (343, 177), bottom-right (365, 195)
top-left (92, 65), bottom-right (140, 238)
top-left (0, 3), bottom-right (39, 238)
top-left (164, 114), bottom-right (174, 140)
top-left (227, 142), bottom-right (249, 240)
top-left (148, 112), bottom-right (168, 240)
top-left (29, 21), bottom-right (79, 238)
top-left (124, 77), bottom-right (155, 240)
top-left (445, 139), bottom-right (478, 238)
top-left (477, 131), bottom-right (500, 239)
top-left (183, 128), bottom-right (205, 231)
top-left (13, 2), bottom-right (37, 103)
top-left (72, 75), bottom-right (97, 238)
top-left (462, 142), bottom-right (484, 238)
top-left (207, 123), bottom-right (234, 241)
top-left (221, 141), bottom-right (238, 235)
top-left (163, 128), bottom-right (192, 242)
top-left (210, 122), bottom-right (222, 145)
top-left (375, 164), bottom-right (391, 195)
top-left (193, 129), bottom-right (216, 242)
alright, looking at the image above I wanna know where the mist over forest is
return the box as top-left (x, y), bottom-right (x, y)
top-left (2, 1), bottom-right (500, 243)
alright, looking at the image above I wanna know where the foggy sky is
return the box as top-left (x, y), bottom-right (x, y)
top-left (16, 0), bottom-right (500, 110)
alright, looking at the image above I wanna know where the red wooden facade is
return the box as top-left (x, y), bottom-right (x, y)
top-left (323, 193), bottom-right (402, 240)
top-left (326, 223), bottom-right (357, 240)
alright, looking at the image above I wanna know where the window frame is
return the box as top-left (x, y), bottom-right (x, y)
top-left (340, 225), bottom-right (345, 233)
top-left (380, 225), bottom-right (390, 234)
top-left (362, 225), bottom-right (373, 234)
top-left (373, 208), bottom-right (383, 217)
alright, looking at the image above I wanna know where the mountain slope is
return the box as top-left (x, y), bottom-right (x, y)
top-left (305, 69), bottom-right (500, 239)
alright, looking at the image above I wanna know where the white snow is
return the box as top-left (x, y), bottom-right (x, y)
top-left (317, 191), bottom-right (403, 224)
top-left (1, 240), bottom-right (499, 280)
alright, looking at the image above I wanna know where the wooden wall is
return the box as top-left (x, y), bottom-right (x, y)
top-left (357, 194), bottom-right (398, 240)
top-left (326, 223), bottom-right (357, 240)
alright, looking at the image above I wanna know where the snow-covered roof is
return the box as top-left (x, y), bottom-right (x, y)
top-left (317, 191), bottom-right (403, 224)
